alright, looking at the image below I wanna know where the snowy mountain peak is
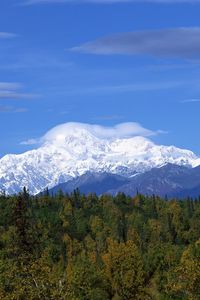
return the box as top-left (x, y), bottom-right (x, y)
top-left (0, 122), bottom-right (200, 195)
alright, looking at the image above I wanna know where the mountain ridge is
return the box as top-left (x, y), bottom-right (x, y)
top-left (48, 164), bottom-right (200, 198)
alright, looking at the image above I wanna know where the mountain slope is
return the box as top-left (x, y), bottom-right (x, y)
top-left (108, 164), bottom-right (200, 197)
top-left (48, 172), bottom-right (130, 196)
top-left (49, 164), bottom-right (200, 198)
top-left (0, 122), bottom-right (200, 195)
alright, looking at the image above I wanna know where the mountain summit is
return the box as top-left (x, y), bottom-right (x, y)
top-left (0, 122), bottom-right (200, 194)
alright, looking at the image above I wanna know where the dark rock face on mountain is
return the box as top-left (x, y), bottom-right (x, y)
top-left (49, 172), bottom-right (130, 196)
top-left (48, 164), bottom-right (200, 198)
top-left (108, 164), bottom-right (200, 197)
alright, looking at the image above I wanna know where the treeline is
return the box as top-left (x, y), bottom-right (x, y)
top-left (0, 188), bottom-right (200, 299)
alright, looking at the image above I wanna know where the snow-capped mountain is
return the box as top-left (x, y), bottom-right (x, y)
top-left (0, 122), bottom-right (200, 195)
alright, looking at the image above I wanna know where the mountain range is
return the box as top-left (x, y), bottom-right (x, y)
top-left (0, 122), bottom-right (200, 196)
top-left (48, 164), bottom-right (200, 198)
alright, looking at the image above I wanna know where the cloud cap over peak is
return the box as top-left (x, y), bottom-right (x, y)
top-left (22, 122), bottom-right (162, 145)
top-left (71, 27), bottom-right (200, 60)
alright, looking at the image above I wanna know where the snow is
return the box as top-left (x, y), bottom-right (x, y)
top-left (0, 123), bottom-right (199, 194)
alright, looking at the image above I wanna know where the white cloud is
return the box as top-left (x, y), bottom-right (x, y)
top-left (0, 82), bottom-right (39, 100)
top-left (21, 121), bottom-right (163, 145)
top-left (71, 27), bottom-right (200, 60)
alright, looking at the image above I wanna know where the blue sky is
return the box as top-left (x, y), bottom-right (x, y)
top-left (1, 0), bottom-right (200, 156)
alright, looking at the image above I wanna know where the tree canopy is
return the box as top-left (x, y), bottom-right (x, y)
top-left (0, 189), bottom-right (200, 299)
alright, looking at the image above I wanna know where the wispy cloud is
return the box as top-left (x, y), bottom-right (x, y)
top-left (0, 82), bottom-right (39, 100)
top-left (181, 98), bottom-right (200, 103)
top-left (62, 80), bottom-right (189, 96)
top-left (21, 138), bottom-right (38, 145)
top-left (71, 27), bottom-right (200, 60)
top-left (0, 32), bottom-right (17, 39)
top-left (20, 0), bottom-right (200, 5)
top-left (0, 91), bottom-right (37, 100)
top-left (0, 83), bottom-right (21, 90)
top-left (0, 105), bottom-right (28, 113)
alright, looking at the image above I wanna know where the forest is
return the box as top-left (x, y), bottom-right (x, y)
top-left (0, 188), bottom-right (200, 299)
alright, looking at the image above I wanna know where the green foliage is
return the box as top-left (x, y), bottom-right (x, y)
top-left (102, 239), bottom-right (145, 299)
top-left (166, 239), bottom-right (200, 300)
top-left (0, 190), bottom-right (200, 299)
top-left (67, 254), bottom-right (109, 300)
